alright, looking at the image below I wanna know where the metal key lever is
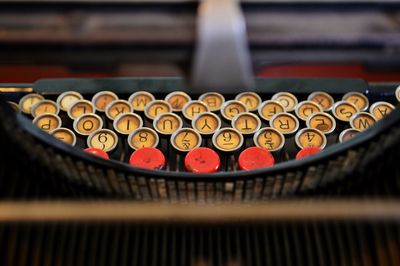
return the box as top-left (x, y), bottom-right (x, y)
top-left (191, 0), bottom-right (254, 92)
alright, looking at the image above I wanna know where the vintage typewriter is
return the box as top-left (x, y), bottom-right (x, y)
top-left (1, 1), bottom-right (400, 265)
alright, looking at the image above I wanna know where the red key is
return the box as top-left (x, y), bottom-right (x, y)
top-left (84, 148), bottom-right (109, 159)
top-left (185, 147), bottom-right (220, 173)
top-left (129, 147), bottom-right (166, 170)
top-left (296, 147), bottom-right (321, 160)
top-left (238, 147), bottom-right (275, 171)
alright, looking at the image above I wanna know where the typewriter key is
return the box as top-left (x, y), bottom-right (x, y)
top-left (84, 147), bottom-right (109, 159)
top-left (270, 113), bottom-right (299, 135)
top-left (171, 128), bottom-right (202, 152)
top-left (87, 129), bottom-right (118, 153)
top-left (339, 128), bottom-right (360, 143)
top-left (67, 99), bottom-right (95, 120)
top-left (73, 113), bottom-right (103, 136)
top-left (221, 100), bottom-right (248, 121)
top-left (295, 101), bottom-right (323, 121)
top-left (369, 101), bottom-right (395, 120)
top-left (7, 101), bottom-right (19, 112)
top-left (295, 128), bottom-right (327, 149)
top-left (199, 92), bottom-right (225, 111)
top-left (105, 100), bottom-right (133, 120)
top-left (342, 92), bottom-right (369, 111)
top-left (18, 93), bottom-right (44, 114)
top-left (235, 92), bottom-right (262, 112)
top-left (153, 113), bottom-right (183, 135)
top-left (182, 100), bottom-right (209, 120)
top-left (332, 101), bottom-right (359, 122)
top-left (231, 112), bottom-right (261, 135)
top-left (271, 92), bottom-right (298, 112)
top-left (192, 112), bottom-right (221, 135)
top-left (306, 112), bottom-right (336, 135)
top-left (128, 91), bottom-right (155, 111)
top-left (308, 91), bottom-right (334, 111)
top-left (396, 85), bottom-right (400, 102)
top-left (253, 127), bottom-right (285, 152)
top-left (350, 112), bottom-right (376, 131)
top-left (258, 100), bottom-right (285, 121)
top-left (212, 128), bottom-right (244, 152)
top-left (296, 147), bottom-right (321, 160)
top-left (56, 91), bottom-right (83, 112)
top-left (32, 113), bottom-right (62, 132)
top-left (113, 112), bottom-right (143, 135)
top-left (165, 91), bottom-right (191, 112)
top-left (185, 147), bottom-right (220, 173)
top-left (91, 91), bottom-right (118, 112)
top-left (49, 127), bottom-right (77, 146)
top-left (238, 147), bottom-right (275, 170)
top-left (31, 99), bottom-right (60, 117)
top-left (144, 100), bottom-right (172, 120)
top-left (129, 147), bottom-right (166, 170)
top-left (128, 127), bottom-right (159, 150)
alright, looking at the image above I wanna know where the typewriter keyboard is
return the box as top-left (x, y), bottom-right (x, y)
top-left (6, 79), bottom-right (400, 174)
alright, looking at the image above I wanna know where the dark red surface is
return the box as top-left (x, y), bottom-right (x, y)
top-left (296, 147), bottom-right (322, 160)
top-left (238, 147), bottom-right (275, 171)
top-left (84, 147), bottom-right (110, 159)
top-left (129, 147), bottom-right (166, 170)
top-left (185, 147), bottom-right (220, 173)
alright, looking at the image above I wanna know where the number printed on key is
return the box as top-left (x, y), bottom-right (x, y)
top-left (253, 127), bottom-right (285, 152)
top-left (128, 127), bottom-right (159, 150)
top-left (171, 128), bottom-right (202, 152)
top-left (87, 129), bottom-right (118, 152)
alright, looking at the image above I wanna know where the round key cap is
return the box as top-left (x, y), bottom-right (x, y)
top-left (87, 129), bottom-right (118, 153)
top-left (258, 100), bottom-right (285, 121)
top-left (182, 100), bottom-right (209, 120)
top-left (235, 92), bottom-right (262, 112)
top-left (296, 147), bottom-right (321, 160)
top-left (128, 91), bottom-right (155, 111)
top-left (32, 113), bottom-right (62, 132)
top-left (306, 112), bottom-right (336, 134)
top-left (294, 101), bottom-right (322, 121)
top-left (238, 147), bottom-right (275, 170)
top-left (105, 100), bottom-right (133, 120)
top-left (342, 92), bottom-right (369, 111)
top-left (199, 92), bottom-right (225, 111)
top-left (113, 112), bottom-right (143, 135)
top-left (221, 100), bottom-right (248, 121)
top-left (339, 128), bottom-right (360, 143)
top-left (144, 100), bottom-right (172, 120)
top-left (19, 93), bottom-right (44, 114)
top-left (73, 113), bottom-right (103, 136)
top-left (350, 112), bottom-right (376, 131)
top-left (308, 91), bottom-right (334, 111)
top-left (253, 127), bottom-right (285, 152)
top-left (128, 127), bottom-right (159, 150)
top-left (369, 101), bottom-right (395, 120)
top-left (56, 91), bottom-right (83, 112)
top-left (270, 113), bottom-right (299, 135)
top-left (332, 101), bottom-right (359, 122)
top-left (212, 128), bottom-right (244, 152)
top-left (153, 112), bottom-right (183, 135)
top-left (271, 92), bottom-right (298, 112)
top-left (171, 128), bottom-right (202, 152)
top-left (396, 85), bottom-right (400, 102)
top-left (8, 101), bottom-right (19, 112)
top-left (231, 112), bottom-right (261, 135)
top-left (185, 147), bottom-right (220, 173)
top-left (192, 112), bottom-right (221, 135)
top-left (165, 91), bottom-right (191, 112)
top-left (67, 99), bottom-right (95, 120)
top-left (129, 147), bottom-right (166, 170)
top-left (84, 148), bottom-right (109, 159)
top-left (31, 100), bottom-right (60, 117)
top-left (50, 127), bottom-right (77, 146)
top-left (91, 91), bottom-right (119, 112)
top-left (295, 128), bottom-right (327, 149)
